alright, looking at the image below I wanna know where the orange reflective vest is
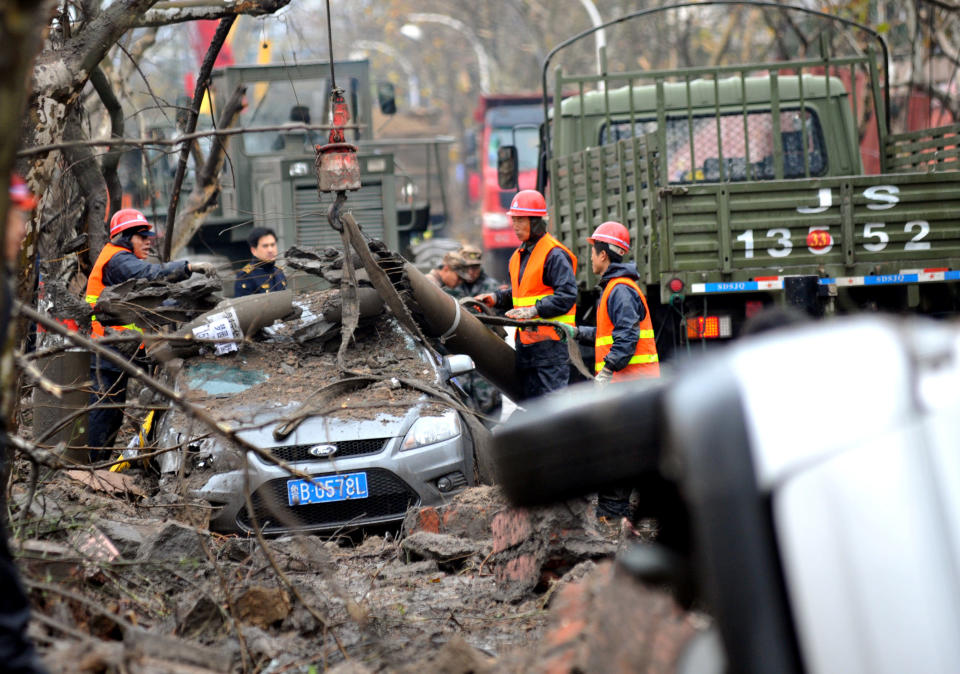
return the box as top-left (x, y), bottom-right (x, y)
top-left (509, 233), bottom-right (577, 345)
top-left (85, 243), bottom-right (143, 338)
top-left (595, 277), bottom-right (659, 379)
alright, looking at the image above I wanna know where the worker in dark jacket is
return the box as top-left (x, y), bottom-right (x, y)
top-left (577, 221), bottom-right (660, 522)
top-left (475, 190), bottom-right (577, 399)
top-left (2, 175), bottom-right (48, 673)
top-left (577, 221), bottom-right (660, 385)
top-left (85, 208), bottom-right (215, 459)
top-left (234, 227), bottom-right (287, 297)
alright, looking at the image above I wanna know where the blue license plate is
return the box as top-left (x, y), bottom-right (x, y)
top-left (287, 472), bottom-right (369, 506)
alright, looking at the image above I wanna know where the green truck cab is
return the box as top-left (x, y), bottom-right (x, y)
top-left (503, 3), bottom-right (960, 358)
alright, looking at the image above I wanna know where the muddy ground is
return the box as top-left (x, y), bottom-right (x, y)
top-left (12, 282), bottom-right (705, 672)
top-left (9, 470), bottom-right (704, 674)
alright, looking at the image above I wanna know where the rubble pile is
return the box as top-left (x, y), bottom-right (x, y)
top-left (10, 461), bottom-right (705, 673)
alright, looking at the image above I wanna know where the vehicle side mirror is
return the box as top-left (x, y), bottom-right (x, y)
top-left (497, 145), bottom-right (518, 190)
top-left (443, 354), bottom-right (476, 378)
top-left (378, 82), bottom-right (397, 115)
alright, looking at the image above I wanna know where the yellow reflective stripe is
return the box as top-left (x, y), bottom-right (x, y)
top-left (514, 293), bottom-right (550, 307)
top-left (595, 353), bottom-right (659, 371)
top-left (87, 293), bottom-right (142, 333)
top-left (597, 331), bottom-right (655, 346)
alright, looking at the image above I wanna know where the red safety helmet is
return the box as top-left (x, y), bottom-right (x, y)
top-left (109, 208), bottom-right (153, 238)
top-left (587, 221), bottom-right (631, 255)
top-left (9, 174), bottom-right (37, 210)
top-left (506, 189), bottom-right (547, 218)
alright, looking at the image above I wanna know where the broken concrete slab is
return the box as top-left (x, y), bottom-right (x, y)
top-left (64, 470), bottom-right (147, 498)
top-left (136, 521), bottom-right (206, 565)
top-left (124, 626), bottom-right (234, 672)
top-left (401, 532), bottom-right (483, 565)
top-left (176, 595), bottom-right (226, 640)
top-left (379, 559), bottom-right (439, 580)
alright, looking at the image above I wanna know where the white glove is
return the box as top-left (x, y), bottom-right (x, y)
top-left (595, 367), bottom-right (614, 387)
top-left (505, 306), bottom-right (538, 320)
top-left (190, 261), bottom-right (217, 276)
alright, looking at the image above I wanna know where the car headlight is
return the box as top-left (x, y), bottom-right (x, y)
top-left (400, 410), bottom-right (461, 450)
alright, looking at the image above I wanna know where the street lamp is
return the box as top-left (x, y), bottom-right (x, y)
top-left (577, 0), bottom-right (607, 76)
top-left (349, 40), bottom-right (421, 108)
top-left (400, 12), bottom-right (492, 95)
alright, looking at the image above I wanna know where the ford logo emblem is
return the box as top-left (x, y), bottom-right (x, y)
top-left (308, 444), bottom-right (337, 458)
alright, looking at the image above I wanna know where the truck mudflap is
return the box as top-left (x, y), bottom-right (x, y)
top-left (689, 268), bottom-right (960, 295)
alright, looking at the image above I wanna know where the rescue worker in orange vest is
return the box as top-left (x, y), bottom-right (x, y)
top-left (85, 208), bottom-right (215, 460)
top-left (576, 221), bottom-right (660, 524)
top-left (474, 189), bottom-right (578, 398)
top-left (577, 221), bottom-right (660, 386)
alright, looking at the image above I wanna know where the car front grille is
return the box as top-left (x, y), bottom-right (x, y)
top-left (237, 467), bottom-right (419, 533)
top-left (266, 438), bottom-right (389, 463)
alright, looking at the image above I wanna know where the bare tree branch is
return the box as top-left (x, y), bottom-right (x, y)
top-left (62, 110), bottom-right (108, 269)
top-left (170, 84), bottom-right (247, 258)
top-left (163, 15), bottom-right (236, 262)
top-left (137, 0), bottom-right (293, 28)
top-left (16, 122), bottom-right (357, 158)
top-left (89, 67), bottom-right (123, 224)
top-left (32, 0), bottom-right (159, 103)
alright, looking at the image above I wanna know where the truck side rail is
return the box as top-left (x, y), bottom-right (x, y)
top-left (884, 123), bottom-right (960, 173)
top-left (658, 171), bottom-right (960, 302)
top-left (549, 134), bottom-right (662, 288)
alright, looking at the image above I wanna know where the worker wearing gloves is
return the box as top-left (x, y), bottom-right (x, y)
top-left (577, 221), bottom-right (660, 524)
top-left (474, 190), bottom-right (577, 398)
top-left (85, 208), bottom-right (216, 459)
top-left (576, 221), bottom-right (660, 385)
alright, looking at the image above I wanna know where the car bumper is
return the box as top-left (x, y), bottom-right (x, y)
top-left (192, 434), bottom-right (473, 534)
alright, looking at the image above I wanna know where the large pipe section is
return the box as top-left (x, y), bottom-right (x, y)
top-left (148, 290), bottom-right (294, 360)
top-left (403, 262), bottom-right (523, 402)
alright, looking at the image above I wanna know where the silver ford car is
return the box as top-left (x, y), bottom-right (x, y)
top-left (152, 293), bottom-right (487, 535)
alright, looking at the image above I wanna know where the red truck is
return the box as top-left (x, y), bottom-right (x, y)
top-left (467, 95), bottom-right (544, 279)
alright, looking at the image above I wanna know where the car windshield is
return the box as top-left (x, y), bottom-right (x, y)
top-left (176, 290), bottom-right (439, 422)
top-left (184, 361), bottom-right (270, 397)
top-left (238, 78), bottom-right (331, 155)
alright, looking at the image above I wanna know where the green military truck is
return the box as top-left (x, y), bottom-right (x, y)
top-left (141, 60), bottom-right (452, 276)
top-left (501, 3), bottom-right (960, 358)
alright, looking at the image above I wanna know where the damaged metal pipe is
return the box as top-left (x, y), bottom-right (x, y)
top-left (403, 262), bottom-right (523, 402)
top-left (148, 291), bottom-right (294, 360)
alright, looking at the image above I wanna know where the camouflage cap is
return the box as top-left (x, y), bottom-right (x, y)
top-left (442, 250), bottom-right (468, 270)
top-left (458, 244), bottom-right (483, 266)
